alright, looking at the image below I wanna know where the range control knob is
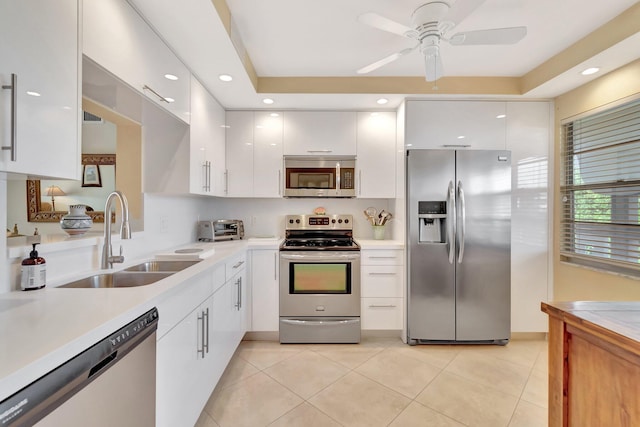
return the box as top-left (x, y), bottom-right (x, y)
top-left (344, 219), bottom-right (349, 224)
top-left (338, 219), bottom-right (343, 223)
top-left (331, 219), bottom-right (336, 223)
top-left (289, 219), bottom-right (294, 224)
top-left (295, 219), bottom-right (301, 224)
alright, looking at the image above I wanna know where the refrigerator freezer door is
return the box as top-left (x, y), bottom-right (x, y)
top-left (407, 150), bottom-right (456, 341)
top-left (455, 150), bottom-right (511, 341)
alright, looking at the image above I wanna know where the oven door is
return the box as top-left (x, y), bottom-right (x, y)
top-left (279, 251), bottom-right (360, 317)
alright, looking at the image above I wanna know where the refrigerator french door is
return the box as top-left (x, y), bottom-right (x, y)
top-left (407, 149), bottom-right (511, 344)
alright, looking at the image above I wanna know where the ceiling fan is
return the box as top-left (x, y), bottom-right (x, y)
top-left (357, 0), bottom-right (527, 81)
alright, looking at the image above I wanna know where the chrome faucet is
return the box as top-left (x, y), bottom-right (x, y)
top-left (101, 191), bottom-right (132, 269)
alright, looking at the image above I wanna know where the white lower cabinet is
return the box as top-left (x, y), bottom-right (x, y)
top-left (156, 251), bottom-right (248, 427)
top-left (360, 249), bottom-right (404, 331)
top-left (250, 249), bottom-right (279, 332)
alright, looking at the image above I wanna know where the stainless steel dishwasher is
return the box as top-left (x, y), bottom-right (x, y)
top-left (0, 308), bottom-right (158, 427)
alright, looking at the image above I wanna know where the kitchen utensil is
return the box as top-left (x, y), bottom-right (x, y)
top-left (365, 206), bottom-right (377, 218)
top-left (363, 209), bottom-right (375, 225)
top-left (381, 212), bottom-right (392, 225)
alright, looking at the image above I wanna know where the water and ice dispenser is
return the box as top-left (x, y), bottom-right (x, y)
top-left (418, 201), bottom-right (447, 243)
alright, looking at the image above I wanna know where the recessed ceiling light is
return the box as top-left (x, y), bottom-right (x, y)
top-left (220, 125), bottom-right (230, 128)
top-left (26, 91), bottom-right (40, 97)
top-left (581, 67), bottom-right (600, 76)
top-left (457, 135), bottom-right (465, 139)
top-left (270, 113), bottom-right (280, 117)
top-left (219, 74), bottom-right (233, 82)
top-left (262, 98), bottom-right (274, 105)
top-left (496, 114), bottom-right (506, 119)
top-left (376, 98), bottom-right (388, 105)
top-left (164, 74), bottom-right (178, 81)
top-left (164, 97), bottom-right (175, 103)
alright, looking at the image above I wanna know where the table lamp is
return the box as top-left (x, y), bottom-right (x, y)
top-left (46, 185), bottom-right (65, 211)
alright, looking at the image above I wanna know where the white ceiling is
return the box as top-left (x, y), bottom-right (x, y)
top-left (130, 0), bottom-right (640, 110)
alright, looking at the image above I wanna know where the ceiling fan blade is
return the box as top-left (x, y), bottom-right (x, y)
top-left (444, 0), bottom-right (486, 26)
top-left (424, 50), bottom-right (443, 82)
top-left (449, 26), bottom-right (527, 45)
top-left (357, 12), bottom-right (415, 38)
top-left (357, 46), bottom-right (418, 74)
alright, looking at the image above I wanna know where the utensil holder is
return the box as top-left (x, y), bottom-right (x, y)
top-left (372, 225), bottom-right (386, 240)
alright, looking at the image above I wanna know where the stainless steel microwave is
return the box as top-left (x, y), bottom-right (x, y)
top-left (283, 156), bottom-right (356, 198)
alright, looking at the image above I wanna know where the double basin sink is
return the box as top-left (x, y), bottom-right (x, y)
top-left (59, 260), bottom-right (201, 288)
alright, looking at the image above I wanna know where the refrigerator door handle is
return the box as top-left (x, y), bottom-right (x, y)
top-left (457, 180), bottom-right (466, 263)
top-left (447, 180), bottom-right (456, 264)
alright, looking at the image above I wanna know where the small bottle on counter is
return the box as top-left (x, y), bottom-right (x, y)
top-left (21, 243), bottom-right (46, 291)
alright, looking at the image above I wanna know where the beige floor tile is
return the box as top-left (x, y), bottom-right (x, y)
top-left (236, 340), bottom-right (304, 370)
top-left (391, 345), bottom-right (460, 369)
top-left (311, 344), bottom-right (384, 369)
top-left (269, 402), bottom-right (342, 427)
top-left (508, 400), bottom-right (547, 427)
top-left (521, 368), bottom-right (548, 409)
top-left (532, 345), bottom-right (548, 373)
top-left (309, 372), bottom-right (411, 427)
top-left (444, 351), bottom-right (530, 397)
top-left (356, 348), bottom-right (441, 398)
top-left (195, 410), bottom-right (220, 427)
top-left (214, 354), bottom-right (260, 390)
top-left (465, 340), bottom-right (545, 369)
top-left (417, 372), bottom-right (518, 427)
top-left (389, 401), bottom-right (466, 427)
top-left (206, 372), bottom-right (303, 427)
top-left (264, 350), bottom-right (349, 399)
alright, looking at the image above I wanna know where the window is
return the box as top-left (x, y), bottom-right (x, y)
top-left (560, 97), bottom-right (640, 275)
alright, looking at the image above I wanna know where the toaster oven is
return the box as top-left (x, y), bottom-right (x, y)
top-left (197, 220), bottom-right (244, 241)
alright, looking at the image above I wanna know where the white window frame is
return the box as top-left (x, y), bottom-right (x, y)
top-left (560, 96), bottom-right (640, 276)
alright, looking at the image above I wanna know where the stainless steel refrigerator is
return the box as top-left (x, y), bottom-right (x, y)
top-left (406, 149), bottom-right (511, 345)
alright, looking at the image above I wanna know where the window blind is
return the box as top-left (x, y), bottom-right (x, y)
top-left (560, 98), bottom-right (640, 274)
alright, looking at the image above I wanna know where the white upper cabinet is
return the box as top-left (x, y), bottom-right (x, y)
top-left (225, 111), bottom-right (254, 197)
top-left (225, 111), bottom-right (283, 197)
top-left (357, 112), bottom-right (396, 198)
top-left (405, 100), bottom-right (507, 150)
top-left (83, 0), bottom-right (190, 123)
top-left (0, 0), bottom-right (80, 179)
top-left (283, 111), bottom-right (357, 155)
top-left (253, 112), bottom-right (283, 197)
top-left (190, 76), bottom-right (225, 196)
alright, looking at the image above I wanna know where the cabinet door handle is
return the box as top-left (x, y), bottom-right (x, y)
top-left (224, 169), bottom-right (229, 194)
top-left (368, 304), bottom-right (397, 308)
top-left (142, 84), bottom-right (170, 103)
top-left (235, 277), bottom-right (242, 310)
top-left (278, 169), bottom-right (281, 196)
top-left (368, 256), bottom-right (398, 259)
top-left (197, 310), bottom-right (205, 357)
top-left (2, 73), bottom-right (17, 161)
top-left (204, 307), bottom-right (209, 354)
top-left (368, 272), bottom-right (397, 276)
top-left (306, 150), bottom-right (332, 153)
top-left (274, 252), bottom-right (278, 280)
top-left (233, 260), bottom-right (245, 269)
top-left (202, 161), bottom-right (207, 191)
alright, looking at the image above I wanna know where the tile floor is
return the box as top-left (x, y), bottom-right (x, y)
top-left (196, 337), bottom-right (548, 427)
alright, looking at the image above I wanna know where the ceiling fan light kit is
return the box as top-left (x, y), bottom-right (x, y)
top-left (357, 0), bottom-right (527, 82)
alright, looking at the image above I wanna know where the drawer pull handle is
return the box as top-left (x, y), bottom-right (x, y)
top-left (368, 304), bottom-right (397, 308)
top-left (368, 256), bottom-right (397, 259)
top-left (368, 272), bottom-right (397, 276)
top-left (232, 260), bottom-right (245, 269)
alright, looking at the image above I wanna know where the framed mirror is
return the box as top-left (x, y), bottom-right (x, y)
top-left (26, 154), bottom-right (116, 223)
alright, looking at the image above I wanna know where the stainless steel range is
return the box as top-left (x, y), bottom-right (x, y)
top-left (279, 214), bottom-right (361, 344)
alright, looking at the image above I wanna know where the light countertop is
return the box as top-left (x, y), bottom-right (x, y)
top-left (0, 240), bottom-right (248, 401)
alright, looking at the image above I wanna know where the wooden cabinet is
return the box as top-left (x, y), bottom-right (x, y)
top-left (356, 112), bottom-right (396, 198)
top-left (360, 249), bottom-right (403, 330)
top-left (225, 111), bottom-right (283, 197)
top-left (190, 76), bottom-right (226, 196)
top-left (250, 249), bottom-right (280, 332)
top-left (283, 111), bottom-right (357, 155)
top-left (83, 0), bottom-right (190, 123)
top-left (0, 0), bottom-right (80, 179)
top-left (405, 100), bottom-right (507, 150)
top-left (542, 301), bottom-right (640, 427)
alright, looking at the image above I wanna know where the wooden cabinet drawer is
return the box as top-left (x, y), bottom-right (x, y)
top-left (361, 265), bottom-right (403, 297)
top-left (361, 298), bottom-right (403, 330)
top-left (361, 249), bottom-right (403, 266)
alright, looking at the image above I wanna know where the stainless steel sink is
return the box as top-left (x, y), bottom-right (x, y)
top-left (124, 260), bottom-right (201, 272)
top-left (59, 271), bottom-right (174, 288)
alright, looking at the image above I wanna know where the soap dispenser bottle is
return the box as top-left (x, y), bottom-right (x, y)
top-left (21, 243), bottom-right (46, 290)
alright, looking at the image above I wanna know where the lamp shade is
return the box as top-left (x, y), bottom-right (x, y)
top-left (46, 186), bottom-right (66, 197)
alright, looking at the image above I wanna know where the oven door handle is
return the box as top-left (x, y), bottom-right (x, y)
top-left (280, 253), bottom-right (361, 261)
top-left (281, 319), bottom-right (360, 326)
